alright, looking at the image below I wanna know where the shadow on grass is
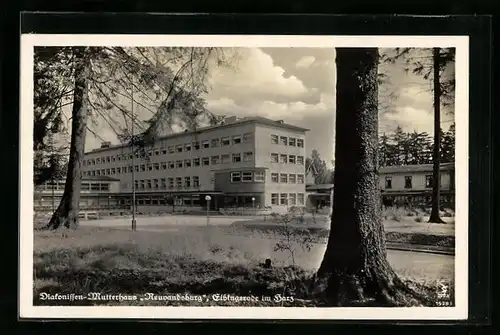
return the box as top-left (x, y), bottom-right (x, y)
top-left (34, 244), bottom-right (317, 306)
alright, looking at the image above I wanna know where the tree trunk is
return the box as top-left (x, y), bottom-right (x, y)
top-left (45, 47), bottom-right (90, 230)
top-left (316, 48), bottom-right (418, 306)
top-left (428, 48), bottom-right (445, 223)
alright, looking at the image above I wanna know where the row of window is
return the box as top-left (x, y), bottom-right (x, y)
top-left (384, 175), bottom-right (437, 189)
top-left (38, 182), bottom-right (110, 191)
top-left (134, 176), bottom-right (200, 190)
top-left (270, 173), bottom-right (305, 184)
top-left (271, 135), bottom-right (304, 147)
top-left (270, 193), bottom-right (305, 206)
top-left (270, 153), bottom-right (304, 165)
top-left (83, 152), bottom-right (255, 177)
top-left (229, 171), bottom-right (265, 183)
top-left (84, 133), bottom-right (254, 166)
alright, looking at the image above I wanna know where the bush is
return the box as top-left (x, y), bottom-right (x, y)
top-left (414, 216), bottom-right (425, 223)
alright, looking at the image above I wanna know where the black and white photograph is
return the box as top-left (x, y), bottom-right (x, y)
top-left (20, 34), bottom-right (469, 320)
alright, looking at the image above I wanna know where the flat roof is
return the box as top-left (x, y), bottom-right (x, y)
top-left (46, 176), bottom-right (120, 182)
top-left (86, 116), bottom-right (310, 155)
top-left (379, 163), bottom-right (454, 174)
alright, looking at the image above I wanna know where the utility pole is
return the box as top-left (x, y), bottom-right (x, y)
top-left (131, 83), bottom-right (137, 231)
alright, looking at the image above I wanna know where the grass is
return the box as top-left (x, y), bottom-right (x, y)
top-left (33, 226), bottom-right (455, 307)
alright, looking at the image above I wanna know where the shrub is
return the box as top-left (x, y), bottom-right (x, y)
top-left (414, 216), bottom-right (424, 223)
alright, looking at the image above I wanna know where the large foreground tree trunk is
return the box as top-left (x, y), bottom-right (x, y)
top-left (428, 47), bottom-right (445, 223)
top-left (46, 47), bottom-right (90, 230)
top-left (316, 48), bottom-right (418, 307)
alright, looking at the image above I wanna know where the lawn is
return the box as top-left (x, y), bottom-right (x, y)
top-left (33, 224), bottom-right (455, 307)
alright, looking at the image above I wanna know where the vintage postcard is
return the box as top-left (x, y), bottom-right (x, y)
top-left (20, 34), bottom-right (469, 320)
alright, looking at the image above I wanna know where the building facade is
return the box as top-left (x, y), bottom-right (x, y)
top-left (80, 116), bottom-right (309, 213)
top-left (379, 163), bottom-right (455, 207)
top-left (34, 176), bottom-right (122, 211)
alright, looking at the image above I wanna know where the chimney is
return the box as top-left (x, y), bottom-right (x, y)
top-left (100, 141), bottom-right (111, 148)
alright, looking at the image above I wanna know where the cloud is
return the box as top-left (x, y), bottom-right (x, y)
top-left (295, 56), bottom-right (316, 69)
top-left (208, 48), bottom-right (308, 104)
top-left (383, 106), bottom-right (433, 134)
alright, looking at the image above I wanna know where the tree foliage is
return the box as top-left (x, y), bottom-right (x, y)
top-left (305, 149), bottom-right (333, 184)
top-left (378, 123), bottom-right (455, 167)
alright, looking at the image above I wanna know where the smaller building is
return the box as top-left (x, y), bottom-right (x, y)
top-left (34, 176), bottom-right (122, 211)
top-left (379, 163), bottom-right (455, 208)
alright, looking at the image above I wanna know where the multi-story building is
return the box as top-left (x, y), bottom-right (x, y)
top-left (379, 163), bottom-right (455, 207)
top-left (80, 116), bottom-right (309, 213)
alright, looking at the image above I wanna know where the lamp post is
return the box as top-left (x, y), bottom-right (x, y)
top-left (40, 197), bottom-right (44, 209)
top-left (130, 81), bottom-right (137, 231)
top-left (108, 196), bottom-right (111, 210)
top-left (251, 197), bottom-right (255, 214)
top-left (205, 195), bottom-right (211, 226)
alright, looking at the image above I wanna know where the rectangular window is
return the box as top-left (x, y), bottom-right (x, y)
top-left (243, 133), bottom-right (252, 143)
top-left (134, 166), bottom-right (139, 172)
top-left (134, 180), bottom-right (139, 190)
top-left (154, 163), bottom-right (160, 170)
top-left (129, 154), bottom-right (133, 159)
top-left (271, 173), bottom-right (279, 183)
top-left (168, 146), bottom-right (174, 153)
top-left (184, 143), bottom-right (192, 151)
top-left (385, 176), bottom-right (393, 189)
top-left (168, 178), bottom-right (174, 188)
top-left (161, 148), bottom-right (167, 155)
top-left (297, 174), bottom-right (305, 184)
top-left (280, 173), bottom-right (288, 183)
top-left (193, 158), bottom-right (200, 167)
top-left (176, 145), bottom-right (183, 153)
top-left (221, 154), bottom-right (230, 164)
top-left (271, 193), bottom-right (279, 205)
top-left (176, 160), bottom-right (183, 168)
top-left (242, 171), bottom-right (253, 182)
top-left (148, 164), bottom-right (153, 171)
top-left (232, 135), bottom-right (242, 144)
top-left (222, 137), bottom-right (230, 146)
top-left (254, 171), bottom-right (265, 182)
top-left (297, 156), bottom-right (304, 165)
top-left (232, 153), bottom-right (241, 163)
top-left (271, 153), bottom-right (279, 163)
top-left (147, 180), bottom-right (152, 189)
top-left (243, 152), bottom-right (253, 162)
top-left (280, 193), bottom-right (288, 205)
top-left (161, 162), bottom-right (167, 170)
top-left (297, 139), bottom-right (304, 148)
top-left (289, 174), bottom-right (296, 183)
top-left (404, 176), bottom-right (413, 189)
top-left (106, 168), bottom-right (111, 175)
top-left (161, 178), bottom-right (167, 189)
top-left (288, 155), bottom-right (296, 164)
top-left (288, 138), bottom-right (296, 146)
top-left (154, 179), bottom-right (159, 189)
top-left (193, 176), bottom-right (200, 187)
top-left (280, 154), bottom-right (287, 163)
top-left (154, 150), bottom-right (160, 156)
top-left (202, 157), bottom-right (210, 166)
top-left (425, 175), bottom-right (433, 188)
top-left (211, 138), bottom-right (220, 147)
top-left (185, 159), bottom-right (192, 168)
top-left (289, 193), bottom-right (297, 205)
top-left (117, 155), bottom-right (121, 161)
top-left (184, 176), bottom-right (191, 188)
top-left (271, 135), bottom-right (279, 144)
top-left (128, 166), bottom-right (133, 173)
top-left (112, 156), bottom-right (116, 162)
top-left (231, 172), bottom-right (241, 183)
top-left (202, 140), bottom-right (210, 149)
top-left (211, 155), bottom-right (220, 165)
top-left (168, 161), bottom-right (175, 169)
top-left (111, 168), bottom-right (116, 174)
top-left (280, 136), bottom-right (287, 145)
top-left (297, 193), bottom-right (305, 205)
top-left (176, 177), bottom-right (182, 188)
top-left (193, 141), bottom-right (200, 150)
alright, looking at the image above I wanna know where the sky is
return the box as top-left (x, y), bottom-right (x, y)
top-left (76, 47), bottom-right (455, 169)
